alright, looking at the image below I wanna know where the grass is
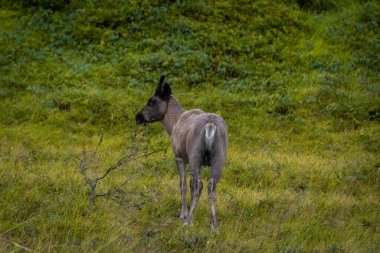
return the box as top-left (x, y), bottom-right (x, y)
top-left (0, 0), bottom-right (379, 252)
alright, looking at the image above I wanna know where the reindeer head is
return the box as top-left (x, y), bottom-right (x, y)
top-left (136, 75), bottom-right (172, 125)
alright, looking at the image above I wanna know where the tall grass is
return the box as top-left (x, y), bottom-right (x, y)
top-left (0, 0), bottom-right (379, 252)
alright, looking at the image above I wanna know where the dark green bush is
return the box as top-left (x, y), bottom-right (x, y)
top-left (11, 0), bottom-right (70, 10)
top-left (297, 0), bottom-right (338, 12)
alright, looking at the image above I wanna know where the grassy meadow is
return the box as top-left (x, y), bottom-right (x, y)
top-left (0, 0), bottom-right (379, 252)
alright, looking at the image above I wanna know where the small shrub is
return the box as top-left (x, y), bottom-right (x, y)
top-left (15, 0), bottom-right (71, 10)
top-left (297, 0), bottom-right (338, 12)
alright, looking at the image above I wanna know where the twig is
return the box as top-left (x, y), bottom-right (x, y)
top-left (5, 240), bottom-right (34, 252)
top-left (96, 149), bottom-right (138, 181)
top-left (96, 147), bottom-right (166, 181)
top-left (77, 134), bottom-right (166, 210)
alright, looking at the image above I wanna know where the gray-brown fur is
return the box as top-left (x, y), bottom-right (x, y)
top-left (136, 75), bottom-right (228, 230)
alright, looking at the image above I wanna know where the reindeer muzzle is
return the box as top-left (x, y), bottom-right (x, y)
top-left (136, 112), bottom-right (148, 125)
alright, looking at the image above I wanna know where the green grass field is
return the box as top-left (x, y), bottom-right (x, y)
top-left (0, 0), bottom-right (379, 252)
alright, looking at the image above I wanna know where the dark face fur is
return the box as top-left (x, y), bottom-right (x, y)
top-left (136, 75), bottom-right (172, 125)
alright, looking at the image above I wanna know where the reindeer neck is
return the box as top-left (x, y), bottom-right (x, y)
top-left (162, 96), bottom-right (185, 136)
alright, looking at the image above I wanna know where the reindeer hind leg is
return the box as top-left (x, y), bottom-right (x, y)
top-left (185, 158), bottom-right (203, 226)
top-left (209, 157), bottom-right (223, 231)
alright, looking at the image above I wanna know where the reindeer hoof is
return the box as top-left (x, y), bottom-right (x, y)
top-left (180, 209), bottom-right (188, 220)
top-left (183, 219), bottom-right (193, 226)
top-left (211, 223), bottom-right (218, 232)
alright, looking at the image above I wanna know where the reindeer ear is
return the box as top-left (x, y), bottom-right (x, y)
top-left (155, 75), bottom-right (166, 95)
top-left (160, 83), bottom-right (172, 100)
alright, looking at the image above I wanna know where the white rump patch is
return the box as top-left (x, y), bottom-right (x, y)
top-left (205, 123), bottom-right (216, 150)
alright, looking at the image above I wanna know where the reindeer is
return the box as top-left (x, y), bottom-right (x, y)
top-left (136, 75), bottom-right (228, 230)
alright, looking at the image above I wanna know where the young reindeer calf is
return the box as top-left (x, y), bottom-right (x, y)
top-left (136, 75), bottom-right (228, 230)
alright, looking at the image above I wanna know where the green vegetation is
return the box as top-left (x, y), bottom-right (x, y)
top-left (0, 0), bottom-right (379, 252)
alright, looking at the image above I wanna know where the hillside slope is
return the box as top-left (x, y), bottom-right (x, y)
top-left (0, 0), bottom-right (379, 252)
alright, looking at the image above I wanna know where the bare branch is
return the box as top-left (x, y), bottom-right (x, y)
top-left (93, 133), bottom-right (104, 158)
top-left (96, 148), bottom-right (138, 181)
top-left (77, 132), bottom-right (166, 210)
top-left (96, 147), bottom-right (166, 181)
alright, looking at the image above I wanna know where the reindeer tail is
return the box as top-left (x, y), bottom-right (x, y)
top-left (205, 123), bottom-right (216, 150)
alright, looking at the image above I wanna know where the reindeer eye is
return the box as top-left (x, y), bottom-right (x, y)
top-left (148, 99), bottom-right (156, 107)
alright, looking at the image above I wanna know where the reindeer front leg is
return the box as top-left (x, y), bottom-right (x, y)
top-left (175, 158), bottom-right (188, 220)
